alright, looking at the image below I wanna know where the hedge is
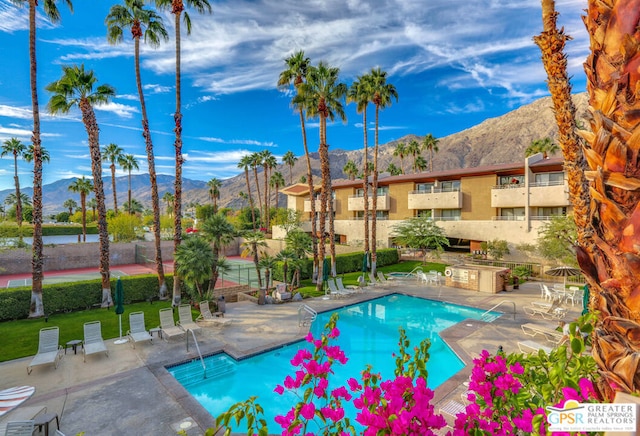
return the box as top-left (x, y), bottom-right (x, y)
top-left (271, 248), bottom-right (399, 283)
top-left (0, 274), bottom-right (178, 322)
top-left (0, 224), bottom-right (99, 238)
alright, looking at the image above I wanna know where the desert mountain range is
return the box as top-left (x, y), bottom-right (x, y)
top-left (0, 93), bottom-right (589, 215)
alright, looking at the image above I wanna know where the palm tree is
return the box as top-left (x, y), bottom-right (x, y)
top-left (261, 150), bottom-right (277, 228)
top-left (123, 198), bottom-right (143, 214)
top-left (106, 0), bottom-right (170, 300)
top-left (47, 64), bottom-right (115, 307)
top-left (237, 155), bottom-right (257, 230)
top-left (201, 213), bottom-right (235, 291)
top-left (1, 138), bottom-right (27, 228)
top-left (249, 152), bottom-right (264, 228)
top-left (302, 61), bottom-right (347, 284)
top-left (347, 74), bottom-right (373, 256)
top-left (278, 50), bottom-right (319, 284)
top-left (270, 171), bottom-right (285, 211)
top-left (23, 144), bottom-right (50, 165)
top-left (393, 141), bottom-right (407, 174)
top-left (120, 153), bottom-right (139, 215)
top-left (174, 235), bottom-right (214, 301)
top-left (154, 0), bottom-right (212, 307)
top-left (5, 192), bottom-right (31, 208)
top-left (63, 199), bottom-right (78, 215)
top-left (343, 160), bottom-right (358, 181)
top-left (415, 155), bottom-right (428, 173)
top-left (406, 139), bottom-right (421, 173)
top-left (525, 137), bottom-right (560, 159)
top-left (162, 191), bottom-right (174, 216)
top-left (68, 176), bottom-right (93, 242)
top-left (368, 67), bottom-right (397, 276)
top-left (241, 230), bottom-right (267, 289)
top-left (275, 248), bottom-right (296, 289)
top-left (282, 151), bottom-right (298, 185)
top-left (258, 254), bottom-right (276, 290)
top-left (9, 0), bottom-right (73, 319)
top-left (422, 134), bottom-right (439, 172)
top-left (285, 229), bottom-right (312, 259)
top-left (101, 143), bottom-right (124, 213)
top-left (386, 163), bottom-right (402, 176)
top-left (87, 197), bottom-right (97, 221)
top-left (207, 178), bottom-right (222, 211)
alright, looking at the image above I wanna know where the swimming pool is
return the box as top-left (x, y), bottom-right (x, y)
top-left (168, 294), bottom-right (497, 432)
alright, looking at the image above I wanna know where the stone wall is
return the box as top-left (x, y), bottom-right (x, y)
top-left (213, 284), bottom-right (249, 303)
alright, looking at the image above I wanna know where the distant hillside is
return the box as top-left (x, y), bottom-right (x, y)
top-left (0, 93), bottom-right (589, 214)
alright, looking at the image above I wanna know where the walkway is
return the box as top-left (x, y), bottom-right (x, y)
top-left (0, 280), bottom-right (583, 435)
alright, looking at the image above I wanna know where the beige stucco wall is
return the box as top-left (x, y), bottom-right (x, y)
top-left (388, 182), bottom-right (414, 220)
top-left (334, 188), bottom-right (351, 220)
top-left (461, 175), bottom-right (495, 220)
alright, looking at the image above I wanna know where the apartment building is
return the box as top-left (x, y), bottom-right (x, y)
top-left (276, 154), bottom-right (571, 252)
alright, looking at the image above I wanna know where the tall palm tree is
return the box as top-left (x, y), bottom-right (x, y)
top-left (162, 191), bottom-right (174, 216)
top-left (342, 160), bottom-right (358, 181)
top-left (368, 67), bottom-right (397, 276)
top-left (237, 155), bottom-right (257, 230)
top-left (46, 64), bottom-right (115, 307)
top-left (415, 155), bottom-right (428, 173)
top-left (534, 0), bottom-right (636, 398)
top-left (87, 197), bottom-right (97, 221)
top-left (275, 248), bottom-right (296, 290)
top-left (393, 141), bottom-right (407, 174)
top-left (302, 61), bottom-right (347, 285)
top-left (525, 137), bottom-right (560, 159)
top-left (281, 150), bottom-right (298, 185)
top-left (207, 177), bottom-right (222, 211)
top-left (347, 74), bottom-right (373, 255)
top-left (422, 134), bottom-right (439, 172)
top-left (101, 143), bottom-right (124, 213)
top-left (9, 0), bottom-right (73, 319)
top-left (278, 50), bottom-right (319, 283)
top-left (406, 139), bottom-right (421, 173)
top-left (23, 144), bottom-right (50, 166)
top-left (386, 163), bottom-right (402, 176)
top-left (258, 253), bottom-right (276, 290)
top-left (1, 138), bottom-right (27, 228)
top-left (249, 152), bottom-right (264, 228)
top-left (270, 171), bottom-right (285, 210)
top-left (4, 192), bottom-right (31, 208)
top-left (201, 212), bottom-right (235, 291)
top-left (63, 199), bottom-right (77, 216)
top-left (68, 176), bottom-right (93, 242)
top-left (119, 153), bottom-right (139, 215)
top-left (106, 0), bottom-right (170, 299)
top-left (153, 0), bottom-right (212, 307)
top-left (241, 230), bottom-right (267, 289)
top-left (262, 150), bottom-right (277, 227)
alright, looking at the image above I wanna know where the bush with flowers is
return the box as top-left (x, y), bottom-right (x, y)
top-left (207, 312), bottom-right (601, 436)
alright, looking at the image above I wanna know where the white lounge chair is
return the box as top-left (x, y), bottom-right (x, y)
top-left (336, 277), bottom-right (359, 294)
top-left (518, 340), bottom-right (553, 354)
top-left (368, 272), bottom-right (380, 286)
top-left (377, 271), bottom-right (397, 285)
top-left (439, 399), bottom-right (466, 421)
top-left (327, 279), bottom-right (350, 298)
top-left (83, 321), bottom-right (109, 362)
top-left (523, 298), bottom-right (568, 320)
top-left (127, 311), bottom-right (152, 348)
top-left (520, 323), bottom-right (565, 344)
top-left (4, 420), bottom-right (35, 436)
top-left (159, 308), bottom-right (185, 340)
top-left (196, 301), bottom-right (233, 327)
top-left (27, 327), bottom-right (63, 375)
top-left (177, 304), bottom-right (201, 334)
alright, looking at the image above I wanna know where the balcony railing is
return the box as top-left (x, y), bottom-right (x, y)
top-left (348, 194), bottom-right (390, 211)
top-left (491, 216), bottom-right (526, 221)
top-left (408, 190), bottom-right (462, 209)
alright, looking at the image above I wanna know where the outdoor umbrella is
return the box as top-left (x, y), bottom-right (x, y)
top-left (114, 278), bottom-right (127, 345)
top-left (582, 284), bottom-right (590, 316)
top-left (545, 266), bottom-right (582, 288)
top-left (322, 257), bottom-right (330, 299)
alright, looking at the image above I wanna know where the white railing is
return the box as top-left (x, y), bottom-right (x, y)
top-left (481, 300), bottom-right (516, 321)
top-left (185, 328), bottom-right (206, 378)
top-left (298, 304), bottom-right (317, 327)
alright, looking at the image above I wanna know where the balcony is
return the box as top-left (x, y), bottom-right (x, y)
top-left (529, 182), bottom-right (569, 207)
top-left (347, 194), bottom-right (389, 211)
top-left (303, 198), bottom-right (336, 212)
top-left (407, 189), bottom-right (462, 210)
top-left (491, 185), bottom-right (527, 208)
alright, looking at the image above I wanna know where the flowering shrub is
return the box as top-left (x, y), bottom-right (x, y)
top-left (211, 312), bottom-right (600, 436)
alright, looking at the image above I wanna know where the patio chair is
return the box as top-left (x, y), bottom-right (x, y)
top-left (327, 279), bottom-right (350, 298)
top-left (126, 311), bottom-right (152, 348)
top-left (159, 308), bottom-right (185, 340)
top-left (177, 304), bottom-right (201, 334)
top-left (27, 327), bottom-right (63, 375)
top-left (439, 400), bottom-right (466, 421)
top-left (518, 340), bottom-right (553, 354)
top-left (195, 301), bottom-right (233, 327)
top-left (520, 323), bottom-right (565, 345)
top-left (4, 420), bottom-right (35, 436)
top-left (565, 286), bottom-right (581, 306)
top-left (336, 277), bottom-right (359, 294)
top-left (83, 321), bottom-right (109, 362)
top-left (523, 298), bottom-right (568, 320)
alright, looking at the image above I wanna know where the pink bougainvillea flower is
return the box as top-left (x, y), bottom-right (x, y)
top-left (300, 402), bottom-right (315, 420)
top-left (274, 384), bottom-right (284, 395)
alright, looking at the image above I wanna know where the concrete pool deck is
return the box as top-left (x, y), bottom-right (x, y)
top-left (0, 279), bottom-right (584, 435)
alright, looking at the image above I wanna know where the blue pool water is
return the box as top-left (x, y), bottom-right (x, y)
top-left (168, 294), bottom-right (496, 432)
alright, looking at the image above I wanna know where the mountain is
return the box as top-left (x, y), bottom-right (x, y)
top-left (0, 93), bottom-right (589, 215)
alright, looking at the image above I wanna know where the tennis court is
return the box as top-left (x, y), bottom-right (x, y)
top-left (6, 270), bottom-right (129, 288)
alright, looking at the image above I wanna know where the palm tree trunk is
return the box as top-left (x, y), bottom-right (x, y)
top-left (134, 34), bottom-right (166, 298)
top-left (80, 193), bottom-right (87, 242)
top-left (299, 109), bottom-right (319, 283)
top-left (111, 163), bottom-right (118, 214)
top-left (252, 166), bottom-right (263, 228)
top-left (371, 105), bottom-right (380, 276)
top-left (244, 169), bottom-right (257, 230)
top-left (362, 109), bottom-right (370, 254)
top-left (128, 171), bottom-right (133, 215)
top-left (263, 165), bottom-right (269, 229)
top-left (317, 113), bottom-right (329, 293)
top-left (252, 243), bottom-right (262, 289)
top-left (79, 99), bottom-right (112, 307)
top-left (172, 10), bottom-right (183, 307)
top-left (13, 155), bottom-right (22, 229)
top-left (28, 0), bottom-right (44, 318)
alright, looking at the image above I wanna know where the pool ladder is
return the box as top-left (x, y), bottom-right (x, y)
top-left (481, 300), bottom-right (516, 322)
top-left (186, 328), bottom-right (206, 378)
top-left (298, 304), bottom-right (317, 327)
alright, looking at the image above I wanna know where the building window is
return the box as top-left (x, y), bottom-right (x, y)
top-left (416, 183), bottom-right (434, 192)
top-left (355, 188), bottom-right (364, 197)
top-left (534, 172), bottom-right (564, 186)
top-left (499, 175), bottom-right (524, 186)
top-left (499, 208), bottom-right (526, 220)
top-left (376, 210), bottom-right (389, 220)
top-left (416, 209), bottom-right (432, 218)
top-left (438, 181), bottom-right (460, 192)
top-left (377, 186), bottom-right (389, 196)
top-left (439, 209), bottom-right (461, 220)
top-left (538, 207), bottom-right (566, 218)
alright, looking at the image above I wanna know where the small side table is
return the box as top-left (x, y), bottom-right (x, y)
top-left (149, 327), bottom-right (163, 339)
top-left (34, 412), bottom-right (59, 436)
top-left (65, 339), bottom-right (83, 355)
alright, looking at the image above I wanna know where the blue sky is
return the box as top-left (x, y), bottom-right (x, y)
top-left (0, 0), bottom-right (590, 192)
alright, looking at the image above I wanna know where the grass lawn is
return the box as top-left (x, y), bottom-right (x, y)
top-left (0, 260), bottom-right (445, 363)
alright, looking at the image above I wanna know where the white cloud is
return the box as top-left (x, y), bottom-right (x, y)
top-left (143, 84), bottom-right (172, 94)
top-left (95, 102), bottom-right (139, 119)
top-left (196, 136), bottom-right (277, 147)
